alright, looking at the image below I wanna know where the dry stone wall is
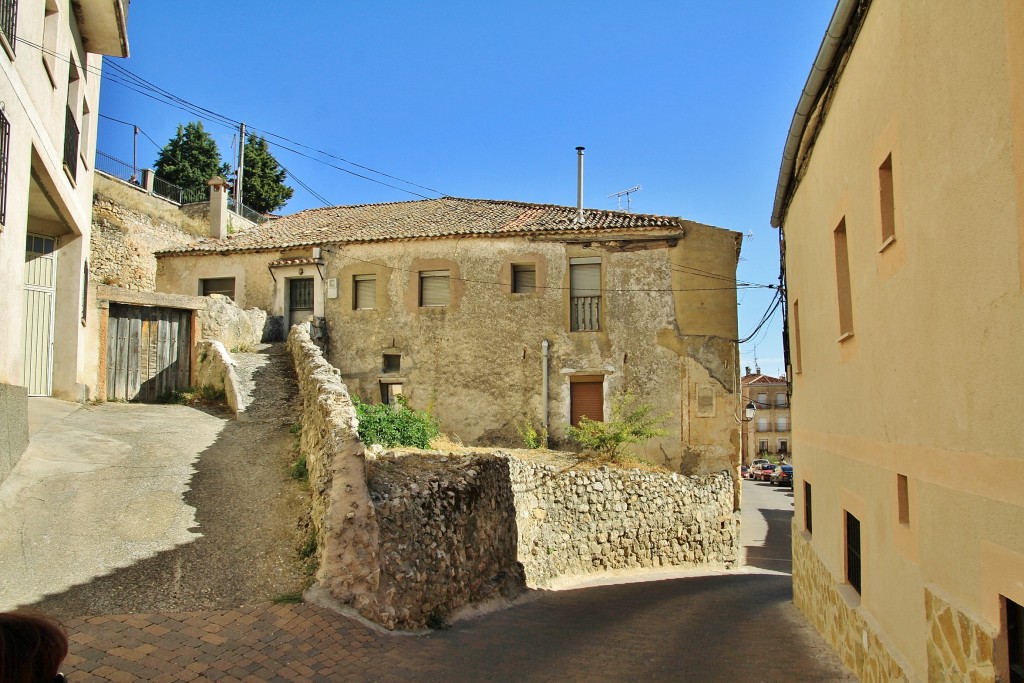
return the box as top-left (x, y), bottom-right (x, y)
top-left (289, 325), bottom-right (742, 630)
top-left (193, 341), bottom-right (242, 414)
top-left (508, 458), bottom-right (737, 586)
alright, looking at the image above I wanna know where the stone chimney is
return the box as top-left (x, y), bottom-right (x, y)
top-left (745, 366), bottom-right (751, 376)
top-left (207, 176), bottom-right (230, 239)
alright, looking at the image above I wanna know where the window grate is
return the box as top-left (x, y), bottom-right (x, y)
top-left (0, 107), bottom-right (8, 224)
top-left (63, 105), bottom-right (79, 180)
top-left (0, 0), bottom-right (16, 53)
top-left (804, 482), bottom-right (812, 533)
top-left (845, 512), bottom-right (861, 594)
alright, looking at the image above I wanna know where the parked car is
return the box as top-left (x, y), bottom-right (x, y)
top-left (740, 465), bottom-right (750, 479)
top-left (771, 464), bottom-right (793, 486)
top-left (752, 462), bottom-right (774, 481)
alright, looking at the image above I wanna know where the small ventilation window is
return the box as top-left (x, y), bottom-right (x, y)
top-left (382, 354), bottom-right (400, 373)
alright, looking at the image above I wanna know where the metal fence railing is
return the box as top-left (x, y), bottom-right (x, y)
top-left (96, 149), bottom-right (270, 225)
top-left (96, 151), bottom-right (138, 184)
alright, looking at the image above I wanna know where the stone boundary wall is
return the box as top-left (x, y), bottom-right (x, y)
top-left (792, 528), bottom-right (910, 682)
top-left (367, 453), bottom-right (526, 629)
top-left (508, 458), bottom-right (737, 586)
top-left (193, 341), bottom-right (242, 414)
top-left (287, 326), bottom-right (383, 622)
top-left (289, 324), bottom-right (744, 630)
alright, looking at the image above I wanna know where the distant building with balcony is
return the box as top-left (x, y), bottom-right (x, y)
top-left (154, 197), bottom-right (745, 475)
top-left (0, 0), bottom-right (129, 485)
top-left (740, 368), bottom-right (790, 465)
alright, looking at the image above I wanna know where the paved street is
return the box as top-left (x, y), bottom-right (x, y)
top-left (3, 401), bottom-right (850, 681)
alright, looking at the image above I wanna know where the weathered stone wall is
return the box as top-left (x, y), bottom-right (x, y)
top-left (90, 175), bottom-right (204, 291)
top-left (509, 458), bottom-right (737, 586)
top-left (287, 326), bottom-right (383, 622)
top-left (925, 585), bottom-right (997, 682)
top-left (198, 294), bottom-right (267, 351)
top-left (290, 324), bottom-right (743, 631)
top-left (367, 452), bottom-right (526, 629)
top-left (792, 529), bottom-right (910, 682)
top-left (193, 341), bottom-right (242, 414)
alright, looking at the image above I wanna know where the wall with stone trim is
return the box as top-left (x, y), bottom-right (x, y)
top-left (508, 457), bottom-right (737, 586)
top-left (925, 585), bottom-right (997, 682)
top-left (792, 529), bottom-right (910, 682)
top-left (193, 341), bottom-right (242, 414)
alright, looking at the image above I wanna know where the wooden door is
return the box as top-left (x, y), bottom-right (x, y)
top-left (106, 304), bottom-right (191, 401)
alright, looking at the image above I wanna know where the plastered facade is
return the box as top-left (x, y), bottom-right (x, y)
top-left (158, 219), bottom-right (742, 475)
top-left (0, 1), bottom-right (127, 482)
top-left (778, 2), bottom-right (1024, 680)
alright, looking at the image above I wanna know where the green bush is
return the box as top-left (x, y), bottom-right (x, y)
top-left (352, 395), bottom-right (439, 449)
top-left (289, 454), bottom-right (308, 482)
top-left (567, 392), bottom-right (668, 463)
top-left (516, 420), bottom-right (548, 449)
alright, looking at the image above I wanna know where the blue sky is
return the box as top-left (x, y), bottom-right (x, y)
top-left (96, 2), bottom-right (837, 376)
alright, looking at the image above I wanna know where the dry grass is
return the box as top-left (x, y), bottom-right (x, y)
top-left (95, 176), bottom-right (209, 237)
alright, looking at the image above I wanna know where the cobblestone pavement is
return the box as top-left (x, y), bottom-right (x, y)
top-left (59, 571), bottom-right (853, 682)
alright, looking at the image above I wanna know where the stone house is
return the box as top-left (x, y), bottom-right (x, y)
top-left (773, 0), bottom-right (1024, 680)
top-left (740, 369), bottom-right (790, 464)
top-left (155, 197), bottom-right (743, 475)
top-left (0, 0), bottom-right (129, 484)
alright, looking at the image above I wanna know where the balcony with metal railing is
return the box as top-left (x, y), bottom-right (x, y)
top-left (63, 106), bottom-right (79, 181)
top-left (570, 296), bottom-right (600, 332)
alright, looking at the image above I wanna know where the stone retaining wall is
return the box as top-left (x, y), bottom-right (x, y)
top-left (193, 341), bottom-right (242, 414)
top-left (509, 458), bottom-right (737, 586)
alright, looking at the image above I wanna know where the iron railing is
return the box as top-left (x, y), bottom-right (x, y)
top-left (228, 197), bottom-right (267, 224)
top-left (152, 175), bottom-right (206, 204)
top-left (570, 296), bottom-right (600, 332)
top-left (63, 105), bottom-right (79, 180)
top-left (0, 108), bottom-right (9, 224)
top-left (0, 0), bottom-right (17, 53)
top-left (95, 150), bottom-right (137, 184)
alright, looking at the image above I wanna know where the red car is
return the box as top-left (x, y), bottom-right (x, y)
top-left (751, 462), bottom-right (774, 481)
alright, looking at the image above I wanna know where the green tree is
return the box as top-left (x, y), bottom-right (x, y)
top-left (153, 121), bottom-right (230, 197)
top-left (567, 392), bottom-right (669, 463)
top-left (240, 134), bottom-right (293, 214)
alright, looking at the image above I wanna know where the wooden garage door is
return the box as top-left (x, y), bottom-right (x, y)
top-left (570, 378), bottom-right (604, 426)
top-left (106, 304), bottom-right (191, 402)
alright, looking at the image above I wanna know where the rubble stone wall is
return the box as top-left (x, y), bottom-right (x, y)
top-left (508, 458), bottom-right (738, 587)
top-left (367, 453), bottom-right (525, 630)
top-left (287, 327), bottom-right (383, 622)
top-left (925, 585), bottom-right (997, 682)
top-left (193, 341), bottom-right (242, 414)
top-left (290, 324), bottom-right (744, 630)
top-left (198, 294), bottom-right (267, 351)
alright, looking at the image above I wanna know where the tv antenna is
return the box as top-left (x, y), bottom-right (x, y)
top-left (608, 185), bottom-right (641, 212)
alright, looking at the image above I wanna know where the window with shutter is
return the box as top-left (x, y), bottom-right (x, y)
top-left (353, 274), bottom-right (376, 310)
top-left (419, 270), bottom-right (450, 307)
top-left (570, 377), bottom-right (604, 426)
top-left (569, 258), bottom-right (601, 331)
top-left (200, 277), bottom-right (236, 300)
top-left (512, 264), bottom-right (536, 293)
top-left (776, 416), bottom-right (789, 431)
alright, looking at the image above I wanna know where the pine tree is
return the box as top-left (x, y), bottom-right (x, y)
top-left (153, 121), bottom-right (230, 197)
top-left (240, 135), bottom-right (293, 214)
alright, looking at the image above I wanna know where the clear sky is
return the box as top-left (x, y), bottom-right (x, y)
top-left (95, 2), bottom-right (837, 376)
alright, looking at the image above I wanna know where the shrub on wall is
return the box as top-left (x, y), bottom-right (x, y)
top-left (567, 392), bottom-right (668, 464)
top-left (353, 395), bottom-right (440, 449)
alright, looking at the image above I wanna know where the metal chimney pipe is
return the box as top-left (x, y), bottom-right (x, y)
top-left (575, 146), bottom-right (585, 223)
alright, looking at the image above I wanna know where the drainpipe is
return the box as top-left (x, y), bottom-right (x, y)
top-left (541, 339), bottom-right (550, 433)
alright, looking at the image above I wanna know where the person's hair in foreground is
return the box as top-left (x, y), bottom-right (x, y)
top-left (0, 610), bottom-right (68, 683)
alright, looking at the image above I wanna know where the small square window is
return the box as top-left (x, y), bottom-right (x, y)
top-left (382, 354), bottom-right (400, 373)
top-left (512, 264), bottom-right (536, 294)
top-left (200, 277), bottom-right (235, 300)
top-left (897, 474), bottom-right (909, 525)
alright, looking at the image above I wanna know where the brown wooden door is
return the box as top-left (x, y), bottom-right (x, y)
top-left (570, 379), bottom-right (604, 426)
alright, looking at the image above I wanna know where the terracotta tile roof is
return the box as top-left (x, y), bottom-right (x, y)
top-left (742, 373), bottom-right (787, 385)
top-left (155, 197), bottom-right (706, 256)
top-left (268, 257), bottom-right (324, 268)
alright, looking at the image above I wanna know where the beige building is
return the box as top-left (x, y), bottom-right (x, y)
top-left (0, 0), bottom-right (128, 483)
top-left (156, 197), bottom-right (744, 475)
top-left (740, 369), bottom-right (789, 465)
top-left (773, 1), bottom-right (1024, 680)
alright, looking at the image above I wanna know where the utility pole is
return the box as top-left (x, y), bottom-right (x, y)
top-left (131, 126), bottom-right (138, 183)
top-left (235, 122), bottom-right (246, 209)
